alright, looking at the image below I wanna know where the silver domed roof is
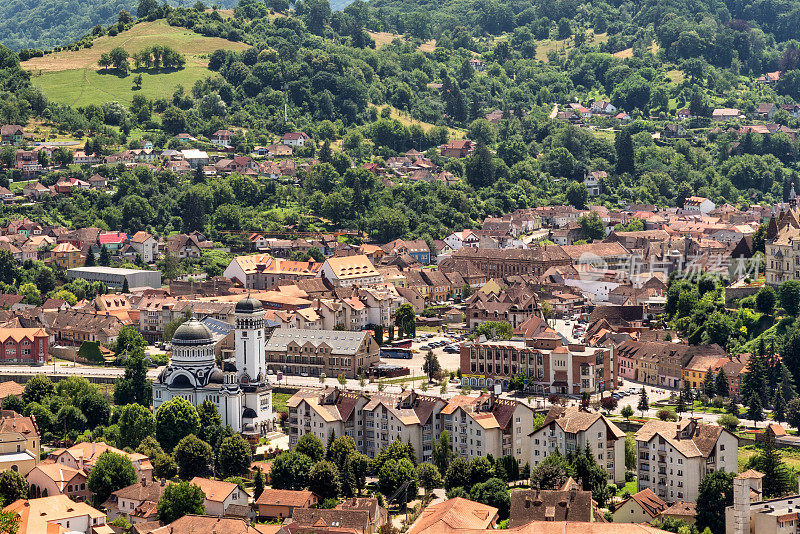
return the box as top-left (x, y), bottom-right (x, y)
top-left (171, 318), bottom-right (213, 344)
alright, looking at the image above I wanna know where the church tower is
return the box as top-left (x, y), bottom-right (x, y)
top-left (234, 294), bottom-right (266, 383)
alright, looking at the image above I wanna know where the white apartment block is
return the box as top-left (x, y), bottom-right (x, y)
top-left (287, 388), bottom-right (532, 465)
top-left (441, 394), bottom-right (535, 465)
top-left (529, 406), bottom-right (626, 484)
top-left (636, 419), bottom-right (738, 503)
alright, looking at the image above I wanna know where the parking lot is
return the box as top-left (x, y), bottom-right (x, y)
top-left (380, 333), bottom-right (466, 379)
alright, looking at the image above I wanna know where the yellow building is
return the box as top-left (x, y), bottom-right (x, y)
top-left (0, 411), bottom-right (40, 476)
top-left (52, 242), bottom-right (83, 269)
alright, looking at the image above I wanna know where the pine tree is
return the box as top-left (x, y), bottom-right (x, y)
top-left (747, 393), bottom-right (764, 425)
top-left (325, 430), bottom-right (336, 459)
top-left (677, 392), bottom-right (686, 413)
top-left (774, 388), bottom-right (787, 423)
top-left (715, 369), bottom-right (729, 397)
top-left (780, 363), bottom-right (797, 400)
top-left (637, 387), bottom-right (649, 416)
top-left (758, 435), bottom-right (792, 498)
top-left (683, 380), bottom-right (694, 405)
top-left (614, 129), bottom-right (635, 175)
top-left (253, 467), bottom-right (265, 500)
top-left (99, 245), bottom-right (111, 266)
top-left (122, 277), bottom-right (130, 293)
top-left (703, 372), bottom-right (716, 398)
top-left (85, 249), bottom-right (96, 267)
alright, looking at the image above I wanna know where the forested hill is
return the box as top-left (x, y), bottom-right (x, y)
top-left (0, 0), bottom-right (239, 51)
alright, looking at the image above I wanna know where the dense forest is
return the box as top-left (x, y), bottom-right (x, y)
top-left (0, 0), bottom-right (799, 253)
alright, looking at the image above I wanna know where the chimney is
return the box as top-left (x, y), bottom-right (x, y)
top-left (733, 476), bottom-right (752, 534)
top-left (570, 486), bottom-right (577, 502)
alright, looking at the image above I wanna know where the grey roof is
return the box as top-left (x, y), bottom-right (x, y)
top-left (265, 329), bottom-right (368, 355)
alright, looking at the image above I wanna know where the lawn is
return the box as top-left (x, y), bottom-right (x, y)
top-left (739, 444), bottom-right (800, 471)
top-left (273, 392), bottom-right (292, 414)
top-left (370, 104), bottom-right (465, 139)
top-left (367, 31), bottom-right (436, 52)
top-left (31, 65), bottom-right (216, 108)
top-left (23, 19), bottom-right (249, 107)
top-left (616, 479), bottom-right (637, 496)
top-left (535, 31), bottom-right (609, 62)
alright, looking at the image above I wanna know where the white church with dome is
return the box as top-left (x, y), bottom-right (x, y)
top-left (152, 295), bottom-right (274, 436)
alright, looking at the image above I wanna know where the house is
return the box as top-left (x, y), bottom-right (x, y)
top-left (336, 497), bottom-right (388, 529)
top-left (144, 515), bottom-right (271, 533)
top-left (72, 150), bottom-right (101, 165)
top-left (2, 495), bottom-right (112, 534)
top-left (508, 487), bottom-right (594, 526)
top-left (190, 477), bottom-right (251, 517)
top-left (683, 196), bottom-right (715, 214)
top-left (26, 463), bottom-right (90, 502)
top-left (0, 327), bottom-right (49, 364)
top-left (409, 497), bottom-right (497, 534)
top-left (636, 418), bottom-right (738, 503)
top-left (281, 132), bottom-right (310, 147)
top-left (663, 123), bottom-right (688, 139)
top-left (0, 381), bottom-right (23, 402)
top-left (0, 410), bottom-right (40, 475)
top-left (255, 489), bottom-right (318, 519)
top-left (592, 101), bottom-right (617, 114)
top-left (175, 133), bottom-right (197, 142)
top-left (677, 108), bottom-right (691, 120)
top-left (49, 442), bottom-right (153, 482)
top-left (130, 231), bottom-right (158, 264)
top-left (756, 103), bottom-right (778, 120)
top-left (616, 111), bottom-right (632, 122)
top-left (104, 478), bottom-right (170, 524)
top-left (321, 254), bottom-right (383, 287)
top-left (469, 58), bottom-right (484, 71)
top-left (222, 254), bottom-right (322, 289)
top-left (782, 104), bottom-right (800, 119)
top-left (529, 406), bottom-right (626, 484)
top-left (287, 508), bottom-right (373, 534)
top-left (613, 488), bottom-right (667, 523)
top-left (712, 108), bottom-right (743, 121)
top-left (265, 329), bottom-right (380, 378)
top-left (0, 125), bottom-right (24, 146)
top-left (382, 239), bottom-right (431, 265)
top-left (181, 149), bottom-right (209, 168)
top-left (440, 139), bottom-right (475, 158)
top-left (51, 242), bottom-right (83, 269)
top-left (756, 71), bottom-right (782, 84)
top-left (22, 182), bottom-right (50, 199)
top-left (444, 229), bottom-right (480, 251)
top-left (210, 129), bottom-right (234, 147)
top-left (88, 174), bottom-right (108, 188)
top-left (584, 171), bottom-right (606, 197)
top-left (166, 233), bottom-right (208, 259)
top-left (266, 144), bottom-right (293, 157)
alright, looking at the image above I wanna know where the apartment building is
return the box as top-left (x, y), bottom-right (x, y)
top-left (636, 419), bottom-right (738, 503)
top-left (223, 253), bottom-right (323, 289)
top-left (0, 410), bottom-right (40, 475)
top-left (322, 255), bottom-right (384, 287)
top-left (287, 388), bottom-right (446, 463)
top-left (460, 339), bottom-right (613, 395)
top-left (615, 339), bottom-right (726, 389)
top-left (264, 329), bottom-right (380, 379)
top-left (529, 406), bottom-right (626, 484)
top-left (0, 327), bottom-right (49, 365)
top-left (442, 394), bottom-right (534, 465)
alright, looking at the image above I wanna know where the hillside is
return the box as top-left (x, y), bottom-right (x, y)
top-left (22, 20), bottom-right (249, 107)
top-left (0, 0), bottom-right (239, 51)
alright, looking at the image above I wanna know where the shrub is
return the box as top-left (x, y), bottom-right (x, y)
top-left (656, 408), bottom-right (677, 421)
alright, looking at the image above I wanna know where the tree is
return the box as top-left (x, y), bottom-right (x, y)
top-left (747, 393), bottom-right (764, 425)
top-left (378, 458), bottom-right (417, 505)
top-left (56, 405), bottom-right (86, 436)
top-left (786, 398), bottom-right (800, 429)
top-left (309, 460), bottom-right (341, 500)
top-left (470, 478), bottom-right (510, 519)
top-left (774, 388), bottom-right (787, 423)
top-left (530, 449), bottom-right (572, 490)
top-left (779, 280), bottom-right (800, 316)
top-left (566, 181), bottom-right (588, 210)
top-left (156, 397), bottom-right (200, 452)
top-left (621, 405), bottom-right (634, 421)
top-left (173, 434), bottom-right (213, 480)
top-left (114, 348), bottom-right (151, 407)
top-left (578, 213), bottom-right (605, 241)
top-left (637, 387), bottom-right (649, 416)
top-left (0, 470), bottom-right (28, 506)
top-left (717, 414), bottom-right (739, 432)
top-left (465, 143), bottom-right (495, 188)
top-left (23, 375), bottom-right (55, 405)
top-left (696, 470), bottom-right (734, 534)
top-left (253, 467), bottom-right (265, 500)
top-left (416, 463), bottom-right (442, 494)
top-left (118, 403), bottom-right (156, 449)
top-left (80, 393), bottom-right (111, 428)
top-left (393, 304), bottom-right (416, 339)
top-left (1, 394), bottom-right (23, 414)
top-left (615, 129), bottom-right (635, 175)
top-left (216, 434), bottom-right (252, 478)
top-left (600, 396), bottom-right (618, 413)
top-left (423, 351), bottom-right (441, 381)
top-left (470, 457), bottom-right (495, 486)
top-left (702, 371), bottom-right (716, 398)
top-left (715, 370), bottom-right (729, 397)
top-left (573, 445), bottom-right (609, 506)
top-left (271, 451), bottom-right (314, 490)
top-left (84, 249), bottom-right (96, 267)
top-left (195, 399), bottom-right (222, 445)
top-left (87, 451), bottom-right (137, 505)
top-left (756, 286), bottom-right (777, 314)
top-left (748, 436), bottom-right (792, 498)
top-left (444, 456), bottom-right (471, 490)
top-left (296, 433), bottom-right (325, 462)
top-left (432, 431), bottom-right (453, 475)
top-left (157, 481), bottom-right (205, 524)
top-left (474, 321), bottom-right (513, 340)
top-left (137, 0), bottom-right (158, 17)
